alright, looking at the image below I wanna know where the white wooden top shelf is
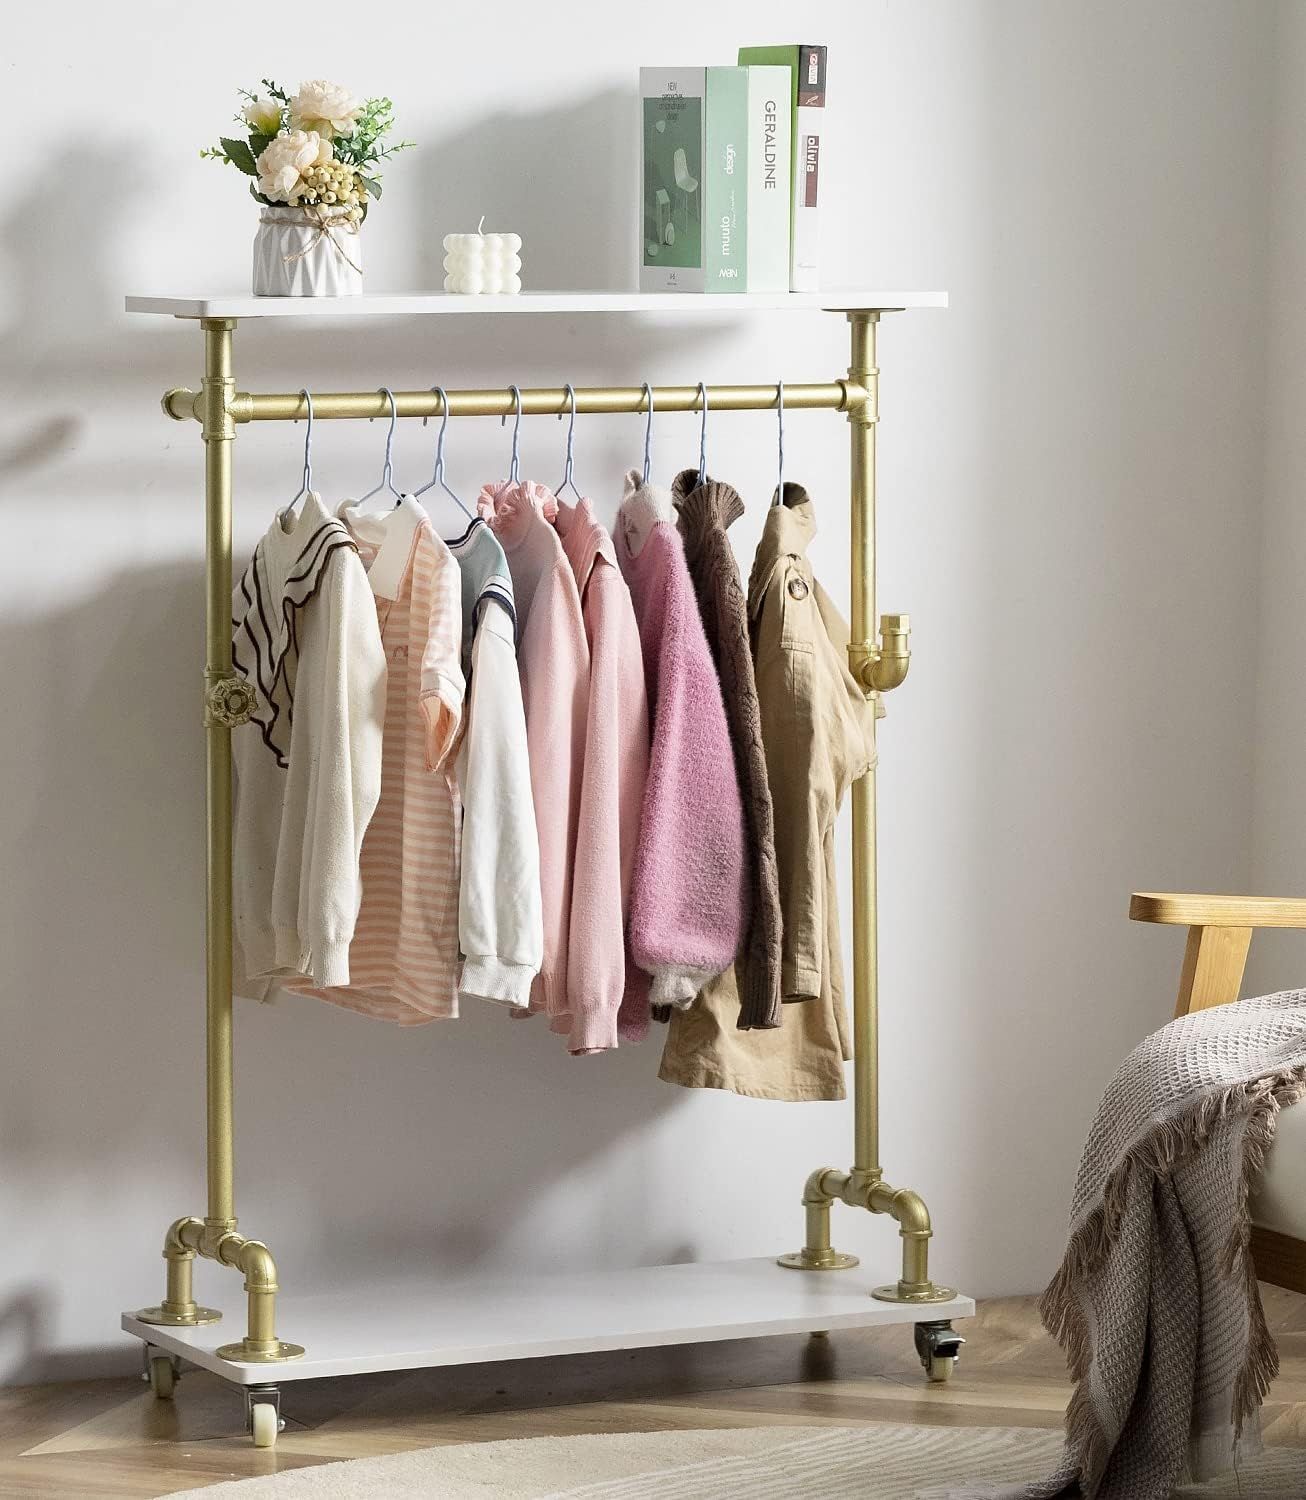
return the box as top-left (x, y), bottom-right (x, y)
top-left (124, 289), bottom-right (948, 320)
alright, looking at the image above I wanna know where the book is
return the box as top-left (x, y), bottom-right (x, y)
top-left (737, 44), bottom-right (827, 291)
top-left (640, 68), bottom-right (706, 292)
top-left (703, 66), bottom-right (748, 292)
top-left (742, 65), bottom-right (792, 293)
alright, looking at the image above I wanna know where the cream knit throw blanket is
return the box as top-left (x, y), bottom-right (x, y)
top-left (984, 992), bottom-right (1306, 1500)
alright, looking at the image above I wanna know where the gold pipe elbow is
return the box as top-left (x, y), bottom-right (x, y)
top-left (235, 1239), bottom-right (279, 1293)
top-left (865, 614), bottom-right (911, 693)
top-left (163, 1216), bottom-right (205, 1256)
top-left (869, 1182), bottom-right (932, 1235)
top-left (802, 1167), bottom-right (847, 1205)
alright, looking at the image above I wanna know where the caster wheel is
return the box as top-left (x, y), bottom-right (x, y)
top-left (914, 1320), bottom-right (965, 1384)
top-left (147, 1354), bottom-right (176, 1400)
top-left (250, 1401), bottom-right (280, 1449)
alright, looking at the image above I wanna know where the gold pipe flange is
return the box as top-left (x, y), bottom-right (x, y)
top-left (216, 1340), bottom-right (306, 1364)
top-left (778, 1249), bottom-right (860, 1271)
top-left (135, 1304), bottom-right (223, 1327)
top-left (871, 1281), bottom-right (957, 1305)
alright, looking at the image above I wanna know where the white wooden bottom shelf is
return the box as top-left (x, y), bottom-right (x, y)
top-left (122, 1257), bottom-right (974, 1385)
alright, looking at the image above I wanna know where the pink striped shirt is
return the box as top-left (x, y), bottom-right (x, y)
top-left (289, 496), bottom-right (465, 1023)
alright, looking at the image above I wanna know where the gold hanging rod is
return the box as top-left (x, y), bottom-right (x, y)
top-left (162, 381), bottom-right (862, 424)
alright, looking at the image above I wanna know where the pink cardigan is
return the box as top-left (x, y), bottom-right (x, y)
top-left (554, 496), bottom-right (651, 1051)
top-left (614, 472), bottom-right (747, 1008)
top-left (477, 480), bottom-right (589, 1032)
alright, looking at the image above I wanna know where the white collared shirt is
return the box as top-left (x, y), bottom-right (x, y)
top-left (231, 492), bottom-right (387, 995)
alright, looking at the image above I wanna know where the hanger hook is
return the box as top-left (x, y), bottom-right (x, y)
top-left (299, 387), bottom-right (314, 494)
top-left (433, 386), bottom-right (451, 483)
top-left (501, 384), bottom-right (523, 483)
top-left (774, 380), bottom-right (784, 505)
top-left (380, 387), bottom-right (398, 488)
top-left (556, 383), bottom-right (579, 495)
top-left (696, 381), bottom-right (709, 487)
top-left (413, 386), bottom-right (475, 521)
top-left (642, 382), bottom-right (654, 485)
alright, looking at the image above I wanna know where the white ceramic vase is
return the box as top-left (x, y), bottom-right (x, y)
top-left (252, 206), bottom-right (364, 297)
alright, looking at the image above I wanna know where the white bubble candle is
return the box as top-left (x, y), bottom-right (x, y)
top-left (443, 218), bottom-right (523, 295)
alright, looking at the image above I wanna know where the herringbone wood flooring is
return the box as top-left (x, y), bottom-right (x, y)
top-left (2, 1288), bottom-right (1306, 1497)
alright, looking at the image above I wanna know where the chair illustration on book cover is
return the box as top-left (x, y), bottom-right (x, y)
top-left (672, 146), bottom-right (699, 232)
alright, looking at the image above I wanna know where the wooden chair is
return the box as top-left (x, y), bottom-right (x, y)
top-left (1131, 892), bottom-right (1306, 1294)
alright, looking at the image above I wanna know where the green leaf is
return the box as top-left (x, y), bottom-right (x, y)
top-left (219, 137), bottom-right (259, 175)
top-left (248, 132), bottom-right (275, 159)
top-left (360, 176), bottom-right (382, 200)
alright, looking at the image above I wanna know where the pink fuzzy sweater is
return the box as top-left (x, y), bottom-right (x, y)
top-left (615, 472), bottom-right (748, 1009)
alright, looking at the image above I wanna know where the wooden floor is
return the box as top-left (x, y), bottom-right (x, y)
top-left (3, 1289), bottom-right (1306, 1497)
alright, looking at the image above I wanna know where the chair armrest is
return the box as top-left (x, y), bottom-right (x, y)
top-left (1130, 893), bottom-right (1306, 929)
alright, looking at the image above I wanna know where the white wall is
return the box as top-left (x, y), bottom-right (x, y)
top-left (0, 1), bottom-right (1277, 1381)
top-left (1250, 0), bottom-right (1306, 993)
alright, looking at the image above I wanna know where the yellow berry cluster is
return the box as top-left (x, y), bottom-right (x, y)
top-left (293, 161), bottom-right (367, 221)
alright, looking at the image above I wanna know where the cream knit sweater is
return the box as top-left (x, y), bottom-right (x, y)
top-left (231, 493), bottom-right (386, 996)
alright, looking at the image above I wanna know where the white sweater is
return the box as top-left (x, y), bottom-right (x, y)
top-left (231, 494), bottom-right (386, 995)
top-left (456, 601), bottom-right (543, 1007)
top-left (447, 517), bottom-right (542, 1009)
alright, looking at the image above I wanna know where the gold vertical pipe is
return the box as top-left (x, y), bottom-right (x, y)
top-left (201, 319), bottom-right (238, 1231)
top-left (848, 312), bottom-right (881, 1182)
top-left (160, 1249), bottom-right (196, 1319)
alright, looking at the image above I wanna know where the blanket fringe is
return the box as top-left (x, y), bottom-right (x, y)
top-left (1038, 1065), bottom-right (1306, 1491)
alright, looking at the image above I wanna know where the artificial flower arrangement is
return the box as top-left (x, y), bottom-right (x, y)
top-left (203, 80), bottom-right (411, 297)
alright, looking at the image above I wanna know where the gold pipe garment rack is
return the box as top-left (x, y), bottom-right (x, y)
top-left (123, 293), bottom-right (968, 1439)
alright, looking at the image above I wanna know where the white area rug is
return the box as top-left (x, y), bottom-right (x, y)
top-left (164, 1421), bottom-right (1306, 1498)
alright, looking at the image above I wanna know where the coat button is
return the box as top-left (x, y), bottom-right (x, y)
top-left (788, 577), bottom-right (810, 600)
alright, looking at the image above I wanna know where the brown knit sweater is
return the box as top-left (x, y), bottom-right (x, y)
top-left (670, 469), bottom-right (782, 1031)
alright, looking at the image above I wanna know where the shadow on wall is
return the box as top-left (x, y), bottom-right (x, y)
top-left (0, 118), bottom-right (778, 1385)
top-left (0, 142), bottom-right (147, 362)
top-left (0, 545), bottom-right (679, 1382)
top-left (414, 90), bottom-right (635, 292)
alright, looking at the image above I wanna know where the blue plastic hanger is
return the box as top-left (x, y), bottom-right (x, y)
top-left (773, 381), bottom-right (784, 505)
top-left (282, 388), bottom-right (314, 520)
top-left (357, 388), bottom-right (404, 509)
top-left (500, 385), bottom-right (523, 483)
top-left (556, 384), bottom-right (584, 501)
top-left (414, 387), bottom-right (474, 520)
top-left (696, 381), bottom-right (709, 487)
top-left (641, 382), bottom-right (654, 485)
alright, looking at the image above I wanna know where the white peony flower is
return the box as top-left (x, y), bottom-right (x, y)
top-left (242, 95), bottom-right (282, 135)
top-left (256, 130), bottom-right (332, 204)
top-left (288, 79), bottom-right (361, 138)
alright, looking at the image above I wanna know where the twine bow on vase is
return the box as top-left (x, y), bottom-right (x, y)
top-left (264, 205), bottom-right (363, 274)
top-left (253, 203), bottom-right (364, 297)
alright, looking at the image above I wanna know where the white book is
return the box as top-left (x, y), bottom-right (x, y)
top-left (738, 45), bottom-right (827, 292)
top-left (791, 47), bottom-right (826, 292)
top-left (743, 66), bottom-right (792, 294)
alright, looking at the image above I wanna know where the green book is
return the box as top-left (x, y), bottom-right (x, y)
top-left (640, 68), bottom-right (705, 292)
top-left (704, 66), bottom-right (748, 293)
